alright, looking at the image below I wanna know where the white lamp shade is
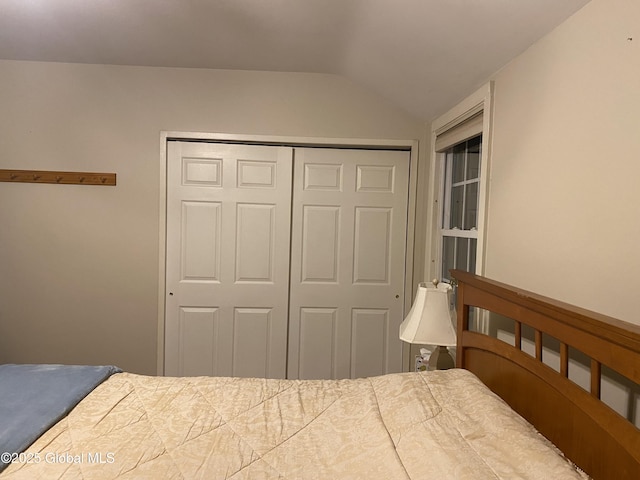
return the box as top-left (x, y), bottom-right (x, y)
top-left (399, 281), bottom-right (457, 346)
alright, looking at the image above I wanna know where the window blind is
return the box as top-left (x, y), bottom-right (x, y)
top-left (435, 111), bottom-right (483, 152)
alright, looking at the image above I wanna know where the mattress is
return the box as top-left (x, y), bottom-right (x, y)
top-left (1, 369), bottom-right (588, 479)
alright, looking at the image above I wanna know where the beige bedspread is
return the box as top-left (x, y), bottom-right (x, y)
top-left (2, 369), bottom-right (588, 479)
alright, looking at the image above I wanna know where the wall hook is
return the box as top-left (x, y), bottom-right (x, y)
top-left (0, 169), bottom-right (116, 186)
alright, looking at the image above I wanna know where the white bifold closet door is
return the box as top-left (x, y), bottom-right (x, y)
top-left (164, 141), bottom-right (409, 379)
top-left (165, 142), bottom-right (293, 378)
top-left (287, 147), bottom-right (409, 379)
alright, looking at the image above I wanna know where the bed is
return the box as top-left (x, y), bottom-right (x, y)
top-left (1, 272), bottom-right (638, 479)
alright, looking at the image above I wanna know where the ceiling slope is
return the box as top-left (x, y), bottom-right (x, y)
top-left (0, 0), bottom-right (591, 120)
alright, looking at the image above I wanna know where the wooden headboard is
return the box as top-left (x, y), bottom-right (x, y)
top-left (451, 270), bottom-right (640, 480)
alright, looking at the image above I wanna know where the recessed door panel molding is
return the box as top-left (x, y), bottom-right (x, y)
top-left (233, 308), bottom-right (272, 378)
top-left (178, 307), bottom-right (219, 377)
top-left (351, 309), bottom-right (388, 379)
top-left (182, 157), bottom-right (223, 187)
top-left (237, 160), bottom-right (277, 188)
top-left (356, 165), bottom-right (395, 193)
top-left (353, 207), bottom-right (392, 285)
top-left (301, 205), bottom-right (340, 283)
top-left (181, 201), bottom-right (221, 281)
top-left (235, 203), bottom-right (276, 283)
top-left (299, 308), bottom-right (337, 379)
top-left (304, 163), bottom-right (343, 191)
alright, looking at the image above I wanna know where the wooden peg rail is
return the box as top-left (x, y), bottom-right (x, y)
top-left (0, 169), bottom-right (116, 186)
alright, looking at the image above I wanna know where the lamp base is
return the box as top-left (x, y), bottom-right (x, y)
top-left (427, 346), bottom-right (455, 371)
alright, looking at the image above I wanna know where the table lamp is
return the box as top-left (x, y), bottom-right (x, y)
top-left (399, 280), bottom-right (457, 370)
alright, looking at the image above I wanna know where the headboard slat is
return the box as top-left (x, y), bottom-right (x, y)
top-left (560, 342), bottom-right (569, 378)
top-left (534, 329), bottom-right (543, 361)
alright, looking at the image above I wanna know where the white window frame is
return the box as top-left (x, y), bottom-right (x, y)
top-left (424, 83), bottom-right (493, 332)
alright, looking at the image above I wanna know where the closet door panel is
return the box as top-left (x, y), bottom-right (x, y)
top-left (300, 205), bottom-right (340, 283)
top-left (288, 147), bottom-right (410, 379)
top-left (298, 308), bottom-right (337, 380)
top-left (165, 142), bottom-right (292, 378)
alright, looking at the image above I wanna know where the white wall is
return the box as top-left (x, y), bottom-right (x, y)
top-left (0, 61), bottom-right (423, 374)
top-left (484, 0), bottom-right (639, 325)
top-left (419, 0), bottom-right (639, 423)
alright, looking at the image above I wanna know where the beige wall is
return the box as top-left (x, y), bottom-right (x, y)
top-left (484, 0), bottom-right (639, 324)
top-left (0, 61), bottom-right (424, 374)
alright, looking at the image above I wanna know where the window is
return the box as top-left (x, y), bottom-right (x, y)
top-left (429, 84), bottom-right (492, 333)
top-left (439, 134), bottom-right (481, 283)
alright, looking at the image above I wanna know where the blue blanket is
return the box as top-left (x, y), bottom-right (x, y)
top-left (0, 364), bottom-right (121, 472)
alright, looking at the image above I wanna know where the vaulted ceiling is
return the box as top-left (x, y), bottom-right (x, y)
top-left (0, 0), bottom-right (590, 121)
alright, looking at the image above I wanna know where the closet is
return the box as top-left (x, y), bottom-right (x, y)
top-left (164, 141), bottom-right (410, 379)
